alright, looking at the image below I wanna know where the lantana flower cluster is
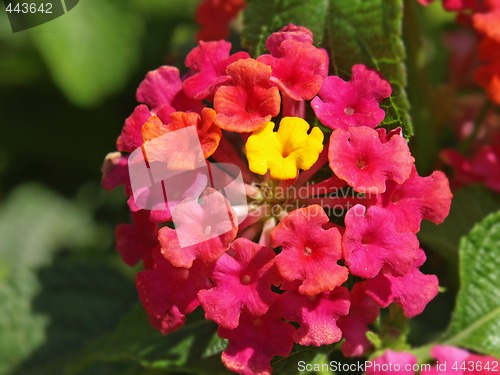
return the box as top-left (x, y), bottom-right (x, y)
top-left (102, 25), bottom-right (453, 375)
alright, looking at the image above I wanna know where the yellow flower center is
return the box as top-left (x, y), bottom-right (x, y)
top-left (245, 117), bottom-right (324, 180)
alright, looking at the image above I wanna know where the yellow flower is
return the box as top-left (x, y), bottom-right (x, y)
top-left (245, 117), bottom-right (324, 180)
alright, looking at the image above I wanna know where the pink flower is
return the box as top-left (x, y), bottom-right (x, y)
top-left (420, 345), bottom-right (500, 375)
top-left (265, 24), bottom-right (314, 57)
top-left (101, 152), bottom-right (129, 191)
top-left (136, 66), bottom-right (202, 115)
top-left (197, 238), bottom-right (279, 329)
top-left (366, 350), bottom-right (417, 375)
top-left (342, 205), bottom-right (419, 278)
top-left (116, 105), bottom-right (152, 153)
top-left (183, 40), bottom-right (249, 100)
top-left (337, 282), bottom-right (380, 357)
top-left (214, 59), bottom-right (281, 132)
top-left (136, 248), bottom-right (212, 334)
top-left (421, 345), bottom-right (470, 375)
top-left (270, 205), bottom-right (348, 295)
top-left (218, 307), bottom-right (295, 375)
top-left (441, 139), bottom-right (500, 192)
top-left (159, 189), bottom-right (238, 268)
top-left (257, 39), bottom-right (328, 101)
top-left (473, 10), bottom-right (500, 44)
top-left (278, 287), bottom-right (350, 346)
top-left (312, 64), bottom-right (392, 130)
top-left (417, 0), bottom-right (494, 12)
top-left (376, 166), bottom-right (453, 233)
top-left (364, 249), bottom-right (439, 317)
top-left (115, 211), bottom-right (158, 267)
top-left (328, 126), bottom-right (414, 194)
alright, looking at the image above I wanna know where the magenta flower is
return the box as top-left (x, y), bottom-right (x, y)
top-left (101, 152), bottom-right (129, 191)
top-left (421, 345), bottom-right (470, 375)
top-left (218, 307), bottom-right (295, 375)
top-left (337, 282), bottom-right (380, 357)
top-left (342, 205), bottom-right (419, 278)
top-left (279, 287), bottom-right (350, 346)
top-left (258, 39), bottom-right (328, 101)
top-left (364, 249), bottom-right (439, 317)
top-left (270, 205), bottom-right (348, 295)
top-left (197, 238), bottom-right (279, 329)
top-left (265, 24), bottom-right (313, 57)
top-left (329, 126), bottom-right (414, 194)
top-left (183, 40), bottom-right (250, 100)
top-left (159, 188), bottom-right (238, 268)
top-left (366, 350), bottom-right (417, 375)
top-left (312, 64), bottom-right (392, 130)
top-left (136, 66), bottom-right (202, 115)
top-left (116, 104), bottom-right (152, 153)
top-left (136, 248), bottom-right (212, 334)
top-left (442, 139), bottom-right (500, 193)
top-left (214, 58), bottom-right (281, 132)
top-left (115, 211), bottom-right (158, 267)
top-left (376, 166), bottom-right (453, 233)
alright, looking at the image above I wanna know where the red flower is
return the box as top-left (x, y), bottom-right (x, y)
top-left (270, 205), bottom-right (348, 295)
top-left (312, 64), bottom-right (392, 130)
top-left (329, 126), bottom-right (414, 194)
top-left (195, 0), bottom-right (246, 41)
top-left (116, 105), bottom-right (152, 153)
top-left (136, 66), bottom-right (202, 115)
top-left (279, 287), bottom-right (350, 346)
top-left (258, 39), bottom-right (328, 101)
top-left (376, 166), bottom-right (453, 233)
top-left (159, 189), bottom-right (238, 268)
top-left (364, 249), bottom-right (439, 317)
top-left (183, 40), bottom-right (249, 100)
top-left (337, 283), bottom-right (380, 357)
top-left (101, 152), bottom-right (129, 191)
top-left (198, 238), bottom-right (279, 329)
top-left (141, 108), bottom-right (222, 159)
top-left (265, 24), bottom-right (313, 57)
top-left (115, 211), bottom-right (157, 267)
top-left (342, 205), bottom-right (419, 278)
top-left (366, 350), bottom-right (417, 375)
top-left (218, 306), bottom-right (295, 375)
top-left (214, 59), bottom-right (281, 132)
top-left (441, 137), bottom-right (500, 192)
top-left (136, 248), bottom-right (212, 334)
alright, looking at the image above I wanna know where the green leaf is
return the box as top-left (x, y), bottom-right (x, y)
top-left (69, 305), bottom-right (231, 375)
top-left (242, 0), bottom-right (328, 56)
top-left (443, 210), bottom-right (500, 358)
top-left (0, 268), bottom-right (47, 375)
top-left (241, 0), bottom-right (413, 137)
top-left (29, 0), bottom-right (142, 107)
top-left (418, 185), bottom-right (500, 262)
top-left (325, 0), bottom-right (412, 137)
